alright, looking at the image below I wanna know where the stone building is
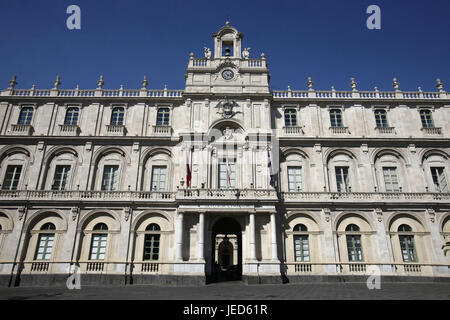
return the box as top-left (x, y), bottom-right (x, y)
top-left (0, 23), bottom-right (449, 286)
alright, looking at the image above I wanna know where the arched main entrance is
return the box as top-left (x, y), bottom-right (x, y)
top-left (211, 217), bottom-right (242, 282)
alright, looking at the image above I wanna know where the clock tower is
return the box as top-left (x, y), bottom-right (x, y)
top-left (184, 22), bottom-right (270, 94)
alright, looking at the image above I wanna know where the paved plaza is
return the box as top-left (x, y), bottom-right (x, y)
top-left (0, 281), bottom-right (449, 300)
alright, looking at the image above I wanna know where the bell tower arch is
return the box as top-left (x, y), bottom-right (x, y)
top-left (212, 21), bottom-right (243, 59)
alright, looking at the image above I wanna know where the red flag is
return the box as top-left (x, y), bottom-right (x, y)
top-left (186, 151), bottom-right (191, 188)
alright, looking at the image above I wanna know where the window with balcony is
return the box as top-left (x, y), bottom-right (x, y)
top-left (420, 110), bottom-right (434, 128)
top-left (335, 167), bottom-right (349, 192)
top-left (287, 166), bottom-right (302, 192)
top-left (156, 108), bottom-right (170, 126)
top-left (89, 223), bottom-right (108, 260)
top-left (111, 107), bottom-right (125, 125)
top-left (293, 224), bottom-right (310, 262)
top-left (329, 109), bottom-right (343, 127)
top-left (101, 165), bottom-right (119, 191)
top-left (431, 167), bottom-right (448, 192)
top-left (345, 224), bottom-right (363, 262)
top-left (2, 165), bottom-right (22, 190)
top-left (374, 109), bottom-right (388, 127)
top-left (383, 167), bottom-right (400, 192)
top-left (64, 107), bottom-right (79, 125)
top-left (151, 166), bottom-right (167, 191)
top-left (284, 109), bottom-right (297, 127)
top-left (218, 160), bottom-right (236, 189)
top-left (398, 224), bottom-right (417, 262)
top-left (18, 107), bottom-right (34, 125)
top-left (34, 223), bottom-right (56, 261)
top-left (51, 165), bottom-right (71, 191)
top-left (143, 223), bottom-right (161, 261)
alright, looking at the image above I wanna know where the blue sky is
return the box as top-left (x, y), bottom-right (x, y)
top-left (0, 0), bottom-right (449, 92)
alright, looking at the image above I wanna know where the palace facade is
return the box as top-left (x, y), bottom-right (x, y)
top-left (0, 23), bottom-right (449, 286)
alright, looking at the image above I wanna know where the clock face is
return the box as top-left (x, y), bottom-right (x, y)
top-left (221, 69), bottom-right (234, 80)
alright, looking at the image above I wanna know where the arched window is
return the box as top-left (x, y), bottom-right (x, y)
top-left (284, 109), bottom-right (297, 127)
top-left (34, 223), bottom-right (56, 260)
top-left (345, 224), bottom-right (360, 232)
top-left (64, 107), bottom-right (79, 125)
top-left (293, 224), bottom-right (308, 232)
top-left (329, 109), bottom-right (343, 127)
top-left (41, 223), bottom-right (56, 230)
top-left (93, 223), bottom-right (108, 231)
top-left (398, 224), bottom-right (412, 232)
top-left (143, 223), bottom-right (161, 261)
top-left (18, 107), bottom-right (34, 125)
top-left (156, 108), bottom-right (170, 126)
top-left (345, 224), bottom-right (363, 261)
top-left (90, 223), bottom-right (108, 260)
top-left (145, 223), bottom-right (161, 231)
top-left (398, 224), bottom-right (417, 262)
top-left (374, 109), bottom-right (388, 127)
top-left (111, 107), bottom-right (125, 125)
top-left (293, 224), bottom-right (309, 262)
top-left (420, 110), bottom-right (434, 128)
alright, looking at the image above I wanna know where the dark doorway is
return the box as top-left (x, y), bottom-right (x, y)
top-left (211, 217), bottom-right (242, 282)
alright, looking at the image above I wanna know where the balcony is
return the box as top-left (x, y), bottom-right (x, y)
top-left (375, 126), bottom-right (395, 135)
top-left (329, 126), bottom-right (349, 135)
top-left (0, 190), bottom-right (449, 206)
top-left (152, 125), bottom-right (172, 136)
top-left (283, 126), bottom-right (304, 135)
top-left (284, 262), bottom-right (445, 276)
top-left (421, 127), bottom-right (442, 135)
top-left (0, 190), bottom-right (175, 203)
top-left (106, 124), bottom-right (126, 136)
top-left (59, 124), bottom-right (80, 136)
top-left (10, 124), bottom-right (33, 136)
top-left (177, 188), bottom-right (278, 204)
top-left (281, 191), bottom-right (450, 204)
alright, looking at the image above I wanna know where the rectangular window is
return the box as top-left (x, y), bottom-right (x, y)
top-left (151, 166), bottom-right (167, 191)
top-left (335, 167), bottom-right (349, 192)
top-left (431, 167), bottom-right (448, 192)
top-left (287, 166), bottom-right (302, 191)
top-left (399, 235), bottom-right (417, 262)
top-left (89, 234), bottom-right (107, 260)
top-left (111, 108), bottom-right (124, 126)
top-left (34, 233), bottom-right (54, 260)
top-left (383, 167), bottom-right (400, 192)
top-left (51, 165), bottom-right (71, 190)
top-left (293, 235), bottom-right (310, 262)
top-left (284, 109), bottom-right (297, 127)
top-left (143, 234), bottom-right (160, 261)
top-left (330, 109), bottom-right (343, 127)
top-left (346, 235), bottom-right (363, 261)
top-left (101, 165), bottom-right (119, 191)
top-left (18, 107), bottom-right (34, 125)
top-left (2, 165), bottom-right (22, 190)
top-left (218, 159), bottom-right (236, 189)
top-left (374, 110), bottom-right (388, 127)
top-left (156, 108), bottom-right (170, 126)
top-left (420, 110), bottom-right (434, 128)
top-left (64, 107), bottom-right (79, 125)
